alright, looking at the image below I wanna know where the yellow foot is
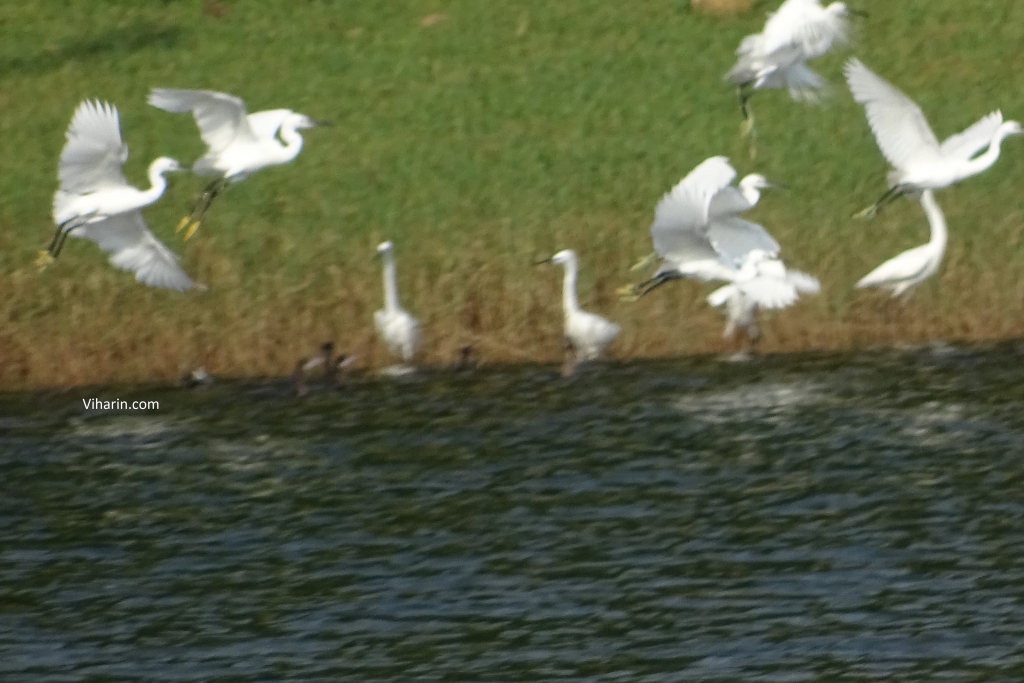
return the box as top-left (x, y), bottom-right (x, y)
top-left (852, 205), bottom-right (878, 220)
top-left (739, 118), bottom-right (755, 139)
top-left (630, 252), bottom-right (658, 273)
top-left (183, 220), bottom-right (201, 241)
top-left (176, 216), bottom-right (192, 233)
top-left (35, 250), bottom-right (54, 272)
top-left (617, 284), bottom-right (641, 302)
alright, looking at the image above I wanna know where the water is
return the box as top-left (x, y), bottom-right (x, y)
top-left (3, 344), bottom-right (1024, 681)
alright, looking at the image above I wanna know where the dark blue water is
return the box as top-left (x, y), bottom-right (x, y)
top-left (4, 344), bottom-right (1024, 681)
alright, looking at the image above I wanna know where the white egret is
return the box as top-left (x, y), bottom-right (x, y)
top-left (41, 100), bottom-right (194, 292)
top-left (845, 59), bottom-right (1022, 218)
top-left (538, 249), bottom-right (621, 362)
top-left (729, 0), bottom-right (859, 134)
top-left (147, 88), bottom-right (321, 239)
top-left (706, 249), bottom-right (821, 347)
top-left (856, 189), bottom-right (946, 297)
top-left (374, 241), bottom-right (421, 368)
top-left (629, 156), bottom-right (781, 297)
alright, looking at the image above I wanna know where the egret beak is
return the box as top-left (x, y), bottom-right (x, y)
top-left (767, 181), bottom-right (786, 191)
top-left (848, 8), bottom-right (868, 17)
top-left (534, 258), bottom-right (552, 266)
top-left (311, 119), bottom-right (331, 127)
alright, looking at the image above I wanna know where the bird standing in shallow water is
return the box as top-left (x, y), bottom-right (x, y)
top-left (374, 241), bottom-right (421, 371)
top-left (845, 58), bottom-right (1022, 219)
top-left (147, 88), bottom-right (321, 239)
top-left (41, 100), bottom-right (194, 292)
top-left (538, 249), bottom-right (620, 363)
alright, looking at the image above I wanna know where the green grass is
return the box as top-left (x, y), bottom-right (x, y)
top-left (2, 0), bottom-right (1024, 387)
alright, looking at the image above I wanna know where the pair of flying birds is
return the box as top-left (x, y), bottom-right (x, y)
top-left (43, 89), bottom-right (320, 291)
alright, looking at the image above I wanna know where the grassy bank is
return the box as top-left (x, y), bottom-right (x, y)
top-left (2, 1), bottom-right (1024, 388)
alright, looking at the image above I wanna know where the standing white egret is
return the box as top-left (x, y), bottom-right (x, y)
top-left (845, 59), bottom-right (1022, 218)
top-left (627, 156), bottom-right (781, 297)
top-left (374, 241), bottom-right (421, 368)
top-left (39, 100), bottom-right (195, 292)
top-left (538, 249), bottom-right (620, 362)
top-left (856, 189), bottom-right (946, 297)
top-left (729, 0), bottom-right (859, 135)
top-left (706, 249), bottom-right (820, 348)
top-left (147, 88), bottom-right (321, 239)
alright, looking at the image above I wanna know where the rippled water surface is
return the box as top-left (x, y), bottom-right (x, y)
top-left (4, 345), bottom-right (1024, 681)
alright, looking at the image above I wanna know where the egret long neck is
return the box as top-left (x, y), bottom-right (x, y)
top-left (142, 163), bottom-right (171, 206)
top-left (381, 253), bottom-right (401, 312)
top-left (561, 260), bottom-right (580, 317)
top-left (957, 126), bottom-right (1014, 181)
top-left (920, 190), bottom-right (947, 252)
top-left (279, 125), bottom-right (306, 163)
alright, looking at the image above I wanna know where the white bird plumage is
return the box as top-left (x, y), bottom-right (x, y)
top-left (845, 59), bottom-right (1022, 217)
top-left (147, 88), bottom-right (320, 237)
top-left (730, 0), bottom-right (856, 129)
top-left (636, 157), bottom-right (819, 345)
top-left (707, 250), bottom-right (821, 343)
top-left (374, 241), bottom-right (421, 366)
top-left (44, 100), bottom-right (194, 292)
top-left (856, 189), bottom-right (947, 297)
top-left (542, 249), bottom-right (620, 361)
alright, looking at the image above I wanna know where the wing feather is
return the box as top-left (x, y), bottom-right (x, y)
top-left (59, 100), bottom-right (129, 194)
top-left (844, 59), bottom-right (942, 171)
top-left (148, 88), bottom-right (255, 153)
top-left (73, 211), bottom-right (195, 291)
top-left (940, 110), bottom-right (1003, 161)
top-left (651, 157), bottom-right (736, 265)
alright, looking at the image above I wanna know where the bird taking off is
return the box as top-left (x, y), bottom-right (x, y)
top-left (41, 100), bottom-right (195, 292)
top-left (845, 59), bottom-right (1022, 219)
top-left (148, 88), bottom-right (322, 239)
top-left (729, 0), bottom-right (859, 139)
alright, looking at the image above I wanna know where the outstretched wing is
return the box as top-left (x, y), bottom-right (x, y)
top-left (940, 110), bottom-right (1003, 161)
top-left (59, 100), bottom-right (129, 194)
top-left (651, 157), bottom-right (736, 262)
top-left (246, 109), bottom-right (293, 141)
top-left (708, 215), bottom-right (781, 265)
top-left (74, 211), bottom-right (196, 292)
top-left (787, 270), bottom-right (821, 295)
top-left (761, 0), bottom-right (849, 60)
top-left (844, 59), bottom-right (942, 171)
top-left (148, 88), bottom-right (256, 153)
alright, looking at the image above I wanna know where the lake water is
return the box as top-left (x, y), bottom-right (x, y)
top-left (3, 343), bottom-right (1024, 681)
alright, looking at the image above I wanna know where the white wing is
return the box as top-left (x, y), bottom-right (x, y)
top-left (940, 110), bottom-right (1003, 161)
top-left (59, 100), bottom-right (129, 194)
top-left (761, 0), bottom-right (849, 59)
top-left (148, 88), bottom-right (256, 153)
top-left (651, 157), bottom-right (736, 265)
top-left (74, 211), bottom-right (195, 291)
top-left (708, 215), bottom-right (781, 265)
top-left (246, 109), bottom-right (293, 141)
top-left (738, 276), bottom-right (800, 310)
top-left (787, 270), bottom-right (821, 294)
top-left (844, 59), bottom-right (942, 171)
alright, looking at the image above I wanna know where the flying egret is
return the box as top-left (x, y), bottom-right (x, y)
top-left (706, 249), bottom-right (820, 348)
top-left (845, 59), bottom-right (1022, 218)
top-left (856, 189), bottom-right (946, 297)
top-left (40, 100), bottom-right (195, 292)
top-left (147, 88), bottom-right (321, 239)
top-left (729, 0), bottom-right (859, 136)
top-left (538, 249), bottom-right (621, 362)
top-left (625, 156), bottom-right (781, 298)
top-left (374, 241), bottom-right (421, 368)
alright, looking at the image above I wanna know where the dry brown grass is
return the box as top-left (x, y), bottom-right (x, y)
top-left (5, 208), bottom-right (1024, 390)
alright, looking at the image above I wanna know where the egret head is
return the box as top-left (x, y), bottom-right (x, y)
top-left (739, 174), bottom-right (775, 192)
top-left (1002, 120), bottom-right (1023, 137)
top-left (288, 112), bottom-right (321, 130)
top-left (152, 157), bottom-right (184, 174)
top-left (376, 240), bottom-right (394, 257)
